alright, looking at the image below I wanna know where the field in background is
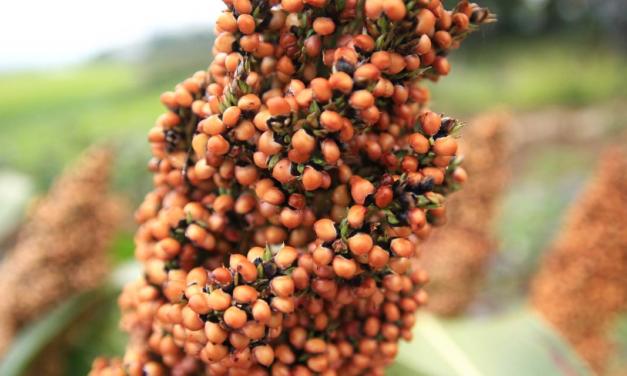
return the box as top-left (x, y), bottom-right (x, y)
top-left (1, 34), bottom-right (625, 195)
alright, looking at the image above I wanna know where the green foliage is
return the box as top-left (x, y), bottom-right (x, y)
top-left (429, 38), bottom-right (627, 114)
top-left (0, 64), bottom-right (158, 193)
top-left (64, 290), bottom-right (127, 375)
top-left (390, 310), bottom-right (593, 376)
top-left (487, 146), bottom-right (596, 308)
top-left (0, 293), bottom-right (97, 376)
top-left (109, 231), bottom-right (136, 263)
top-left (609, 314), bottom-right (627, 373)
top-left (0, 263), bottom-right (139, 376)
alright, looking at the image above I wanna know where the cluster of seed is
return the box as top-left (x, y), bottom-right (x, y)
top-left (0, 147), bottom-right (123, 356)
top-left (419, 112), bottom-right (511, 316)
top-left (531, 148), bottom-right (627, 374)
top-left (90, 1), bottom-right (492, 375)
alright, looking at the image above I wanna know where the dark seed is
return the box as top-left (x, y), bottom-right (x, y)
top-left (263, 262), bottom-right (277, 278)
top-left (335, 58), bottom-right (355, 75)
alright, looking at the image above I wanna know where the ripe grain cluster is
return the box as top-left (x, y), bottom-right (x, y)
top-left (90, 1), bottom-right (492, 375)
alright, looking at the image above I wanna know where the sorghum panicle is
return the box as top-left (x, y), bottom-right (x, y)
top-left (90, 1), bottom-right (493, 374)
top-left (0, 147), bottom-right (123, 356)
top-left (531, 148), bottom-right (627, 373)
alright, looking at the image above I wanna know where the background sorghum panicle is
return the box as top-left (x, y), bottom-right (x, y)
top-left (531, 147), bottom-right (627, 373)
top-left (0, 147), bottom-right (123, 357)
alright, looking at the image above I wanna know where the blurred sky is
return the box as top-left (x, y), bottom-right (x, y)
top-left (0, 0), bottom-right (224, 72)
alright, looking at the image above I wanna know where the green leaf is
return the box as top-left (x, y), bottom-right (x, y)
top-left (263, 244), bottom-right (273, 261)
top-left (609, 314), bottom-right (627, 372)
top-left (375, 35), bottom-right (386, 50)
top-left (218, 101), bottom-right (227, 114)
top-left (311, 154), bottom-right (326, 166)
top-left (309, 101), bottom-right (320, 115)
top-left (377, 17), bottom-right (387, 30)
top-left (110, 231), bottom-right (135, 263)
top-left (64, 291), bottom-right (127, 374)
top-left (390, 309), bottom-right (593, 376)
top-left (257, 262), bottom-right (265, 278)
top-left (415, 195), bottom-right (431, 207)
top-left (336, 0), bottom-right (346, 12)
top-left (0, 293), bottom-right (94, 376)
top-left (339, 218), bottom-right (350, 242)
top-left (237, 80), bottom-right (251, 94)
top-left (267, 154), bottom-right (281, 170)
top-left (0, 262), bottom-right (139, 376)
top-left (384, 210), bottom-right (400, 225)
top-left (389, 361), bottom-right (429, 376)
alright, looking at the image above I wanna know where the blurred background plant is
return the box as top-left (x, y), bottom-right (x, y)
top-left (531, 148), bottom-right (627, 375)
top-left (0, 0), bottom-right (626, 375)
top-left (418, 112), bottom-right (512, 317)
top-left (0, 147), bottom-right (124, 357)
